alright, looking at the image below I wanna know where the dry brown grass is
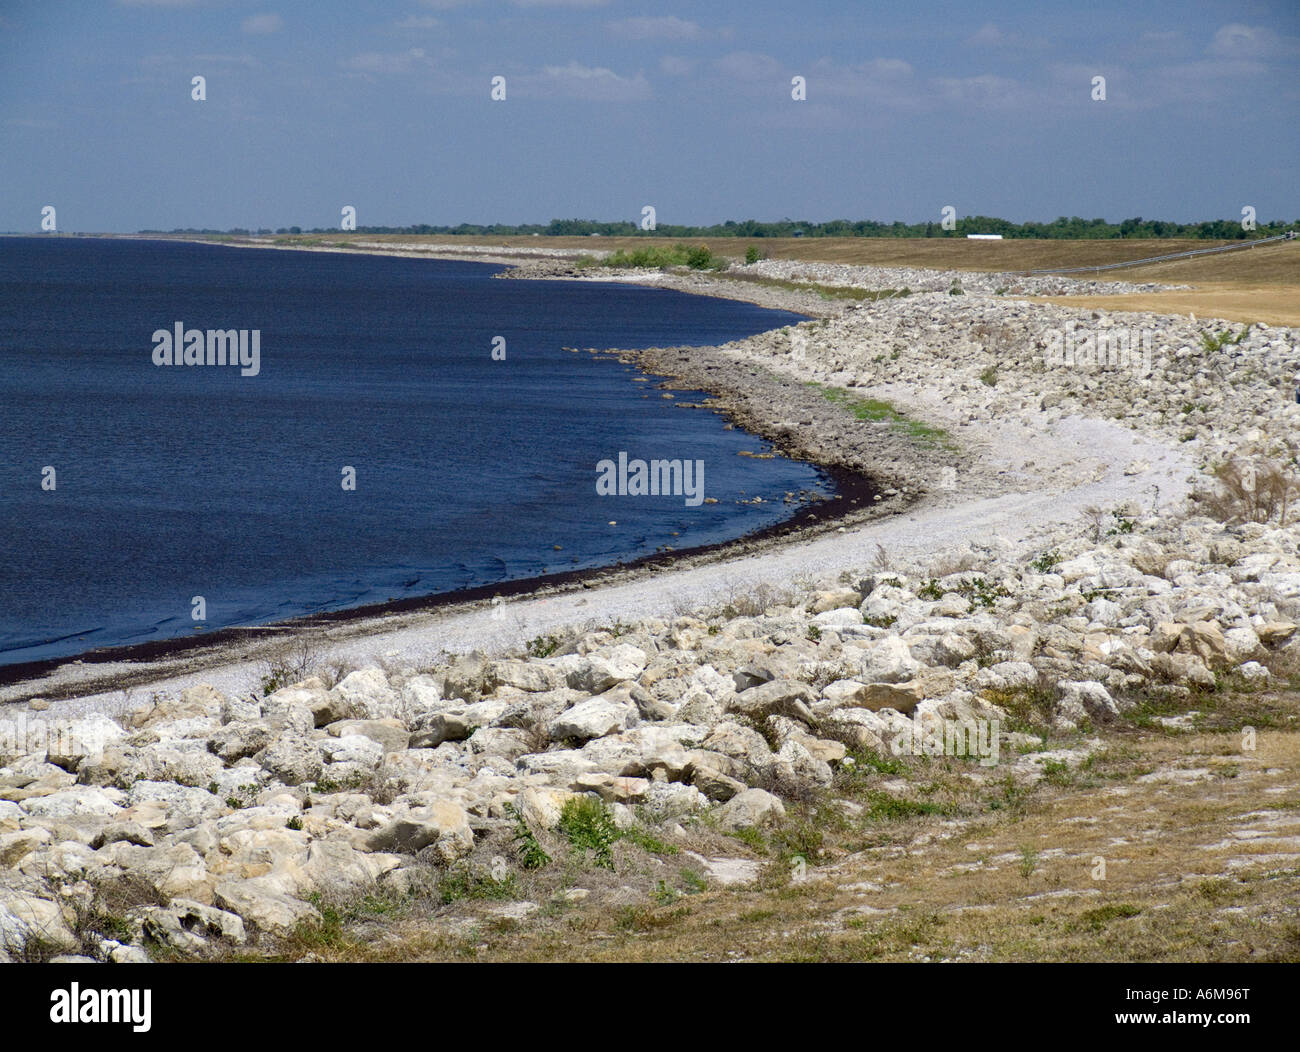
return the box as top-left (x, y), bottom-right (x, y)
top-left (342, 233), bottom-right (1294, 277)
top-left (226, 232), bottom-right (1300, 323)
top-left (925, 549), bottom-right (983, 577)
top-left (1193, 456), bottom-right (1300, 527)
top-left (257, 232), bottom-right (1296, 283)
top-left (1031, 286), bottom-right (1300, 327)
top-left (1030, 240), bottom-right (1300, 325)
top-left (242, 673), bottom-right (1300, 963)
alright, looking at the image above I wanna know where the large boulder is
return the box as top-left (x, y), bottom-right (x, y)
top-left (141, 899), bottom-right (246, 952)
top-left (303, 840), bottom-right (403, 893)
top-left (213, 880), bottom-right (321, 935)
top-left (208, 720), bottom-right (273, 763)
top-left (366, 800), bottom-right (473, 862)
top-left (113, 841), bottom-right (214, 902)
top-left (549, 696), bottom-right (638, 742)
top-left (857, 681), bottom-right (925, 715)
top-left (972, 661), bottom-right (1039, 692)
top-left (508, 786), bottom-right (577, 830)
top-left (261, 689), bottom-right (317, 735)
top-left (328, 668), bottom-right (401, 721)
top-left (491, 659), bottom-right (565, 693)
top-left (701, 722), bottom-right (773, 770)
top-left (1175, 621), bottom-right (1231, 668)
top-left (324, 719), bottom-right (409, 754)
top-left (1054, 681), bottom-right (1120, 729)
top-left (43, 714), bottom-right (127, 772)
top-left (688, 763), bottom-right (747, 802)
top-left (859, 637), bottom-right (921, 683)
top-left (220, 694), bottom-right (263, 725)
top-left (822, 707), bottom-right (909, 752)
top-left (124, 781), bottom-right (224, 832)
top-left (773, 738), bottom-right (833, 787)
top-left (260, 734), bottom-right (324, 786)
top-left (714, 788), bottom-right (786, 832)
top-left (320, 734), bottom-right (385, 769)
top-left (113, 743), bottom-right (225, 789)
top-left (408, 699), bottom-right (509, 749)
top-left (0, 889), bottom-right (79, 956)
top-left (0, 829), bottom-right (52, 868)
top-left (571, 773), bottom-right (651, 804)
top-left (726, 679), bottom-right (815, 722)
top-left (564, 645), bottom-right (648, 693)
top-left (812, 607), bottom-right (864, 629)
top-left (808, 588), bottom-right (862, 614)
top-left (21, 786), bottom-right (123, 819)
top-left (1151, 652), bottom-right (1217, 689)
top-left (128, 684), bottom-right (224, 729)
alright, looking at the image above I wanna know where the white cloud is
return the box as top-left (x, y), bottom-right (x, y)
top-left (804, 58), bottom-right (916, 105)
top-left (116, 0), bottom-right (197, 7)
top-left (825, 57), bottom-right (912, 81)
top-left (241, 13), bottom-right (283, 35)
top-left (341, 48), bottom-right (430, 75)
top-left (608, 16), bottom-right (703, 41)
top-left (967, 23), bottom-right (1004, 47)
top-left (659, 55), bottom-right (695, 77)
top-left (531, 61), bottom-right (652, 100)
top-left (1207, 23), bottom-right (1293, 60)
top-left (396, 15), bottom-right (440, 29)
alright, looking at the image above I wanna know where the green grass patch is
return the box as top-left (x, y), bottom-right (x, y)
top-left (506, 802), bottom-right (552, 869)
top-left (726, 272), bottom-right (911, 301)
top-left (524, 634), bottom-right (561, 658)
top-left (623, 826), bottom-right (680, 855)
top-left (586, 242), bottom-right (729, 272)
top-left (438, 868), bottom-right (519, 905)
top-left (806, 383), bottom-right (957, 451)
top-left (863, 791), bottom-right (957, 821)
top-left (724, 826), bottom-right (768, 852)
top-left (558, 796), bottom-right (622, 869)
top-left (1070, 903), bottom-right (1142, 932)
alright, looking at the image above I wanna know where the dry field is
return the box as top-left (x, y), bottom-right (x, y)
top-left (335, 233), bottom-right (1300, 326)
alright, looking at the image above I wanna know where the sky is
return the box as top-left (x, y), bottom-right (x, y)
top-left (0, 0), bottom-right (1296, 232)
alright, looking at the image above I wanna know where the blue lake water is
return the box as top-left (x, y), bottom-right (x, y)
top-left (0, 237), bottom-right (824, 666)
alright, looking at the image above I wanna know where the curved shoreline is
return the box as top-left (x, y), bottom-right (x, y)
top-left (1, 239), bottom-right (922, 695)
top-left (0, 463), bottom-right (889, 694)
top-left (4, 232), bottom-right (1260, 709)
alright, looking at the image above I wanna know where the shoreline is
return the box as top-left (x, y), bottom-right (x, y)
top-left (4, 233), bottom-right (1291, 709)
top-left (0, 463), bottom-right (889, 695)
top-left (1, 236), bottom-right (927, 696)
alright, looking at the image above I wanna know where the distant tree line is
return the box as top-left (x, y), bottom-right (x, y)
top-left (141, 216), bottom-right (1299, 240)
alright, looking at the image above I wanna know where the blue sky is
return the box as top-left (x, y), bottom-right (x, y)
top-left (1, 0), bottom-right (1296, 231)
